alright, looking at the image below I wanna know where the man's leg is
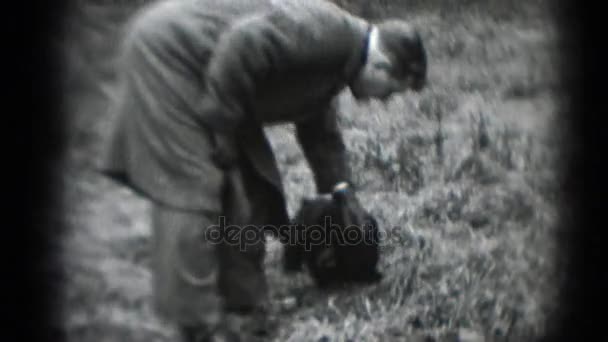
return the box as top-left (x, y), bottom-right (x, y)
top-left (214, 162), bottom-right (274, 338)
top-left (150, 159), bottom-right (280, 340)
top-left (151, 204), bottom-right (222, 341)
top-left (218, 154), bottom-right (290, 335)
top-left (151, 202), bottom-right (269, 342)
top-left (216, 228), bottom-right (268, 313)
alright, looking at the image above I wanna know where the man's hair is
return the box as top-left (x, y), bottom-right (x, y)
top-left (377, 20), bottom-right (427, 86)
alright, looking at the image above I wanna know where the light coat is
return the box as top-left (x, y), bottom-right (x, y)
top-left (101, 0), bottom-right (370, 225)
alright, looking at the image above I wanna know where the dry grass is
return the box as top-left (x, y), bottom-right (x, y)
top-left (59, 1), bottom-right (566, 341)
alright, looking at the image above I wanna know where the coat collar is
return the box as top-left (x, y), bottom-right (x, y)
top-left (344, 22), bottom-right (373, 86)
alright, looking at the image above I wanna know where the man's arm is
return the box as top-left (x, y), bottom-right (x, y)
top-left (199, 13), bottom-right (294, 168)
top-left (296, 103), bottom-right (375, 229)
top-left (295, 101), bottom-right (352, 194)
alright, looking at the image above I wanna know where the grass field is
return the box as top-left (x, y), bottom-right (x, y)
top-left (59, 1), bottom-right (566, 341)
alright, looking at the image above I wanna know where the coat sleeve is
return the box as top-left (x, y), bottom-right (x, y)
top-left (199, 8), bottom-right (363, 134)
top-left (200, 13), bottom-right (279, 133)
top-left (295, 101), bottom-right (352, 194)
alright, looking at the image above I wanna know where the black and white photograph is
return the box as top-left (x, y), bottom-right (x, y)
top-left (51, 0), bottom-right (580, 340)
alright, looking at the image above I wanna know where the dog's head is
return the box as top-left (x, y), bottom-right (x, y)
top-left (293, 197), bottom-right (382, 287)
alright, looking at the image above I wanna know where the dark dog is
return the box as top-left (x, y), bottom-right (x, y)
top-left (282, 194), bottom-right (382, 288)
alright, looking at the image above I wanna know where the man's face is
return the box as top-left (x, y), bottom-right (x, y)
top-left (349, 62), bottom-right (410, 101)
top-left (350, 28), bottom-right (427, 101)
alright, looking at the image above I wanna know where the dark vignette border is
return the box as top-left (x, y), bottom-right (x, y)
top-left (4, 0), bottom-right (598, 341)
top-left (5, 0), bottom-right (67, 341)
top-left (543, 0), bottom-right (604, 341)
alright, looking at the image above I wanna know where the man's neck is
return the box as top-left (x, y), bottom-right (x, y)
top-left (367, 26), bottom-right (380, 60)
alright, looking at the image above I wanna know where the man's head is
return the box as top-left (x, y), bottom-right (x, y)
top-left (350, 20), bottom-right (427, 101)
